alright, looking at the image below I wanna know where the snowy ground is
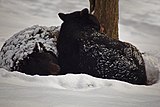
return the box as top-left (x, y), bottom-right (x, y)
top-left (0, 0), bottom-right (160, 107)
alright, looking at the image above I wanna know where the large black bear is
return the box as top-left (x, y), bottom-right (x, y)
top-left (57, 8), bottom-right (147, 85)
top-left (0, 25), bottom-right (60, 75)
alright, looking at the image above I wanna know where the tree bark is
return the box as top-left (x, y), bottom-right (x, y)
top-left (89, 0), bottom-right (119, 40)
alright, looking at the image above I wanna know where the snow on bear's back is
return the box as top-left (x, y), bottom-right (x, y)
top-left (0, 25), bottom-right (60, 71)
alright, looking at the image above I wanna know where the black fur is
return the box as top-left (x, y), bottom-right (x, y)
top-left (14, 42), bottom-right (60, 75)
top-left (57, 8), bottom-right (147, 85)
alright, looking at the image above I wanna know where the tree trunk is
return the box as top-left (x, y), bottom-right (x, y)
top-left (89, 0), bottom-right (119, 40)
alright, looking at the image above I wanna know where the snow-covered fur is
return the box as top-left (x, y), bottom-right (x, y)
top-left (57, 8), bottom-right (147, 85)
top-left (0, 25), bottom-right (60, 75)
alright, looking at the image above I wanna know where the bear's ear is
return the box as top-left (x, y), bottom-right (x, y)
top-left (39, 42), bottom-right (47, 52)
top-left (33, 43), bottom-right (39, 53)
top-left (80, 8), bottom-right (89, 16)
top-left (33, 42), bottom-right (47, 53)
top-left (88, 15), bottom-right (101, 31)
top-left (58, 13), bottom-right (66, 21)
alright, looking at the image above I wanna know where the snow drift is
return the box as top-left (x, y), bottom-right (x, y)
top-left (0, 67), bottom-right (160, 107)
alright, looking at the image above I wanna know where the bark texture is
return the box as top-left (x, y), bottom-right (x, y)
top-left (90, 0), bottom-right (119, 40)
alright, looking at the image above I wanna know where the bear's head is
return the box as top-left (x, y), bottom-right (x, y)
top-left (17, 42), bottom-right (60, 75)
top-left (58, 8), bottom-right (100, 32)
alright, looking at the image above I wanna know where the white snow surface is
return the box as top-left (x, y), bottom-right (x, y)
top-left (0, 0), bottom-right (160, 107)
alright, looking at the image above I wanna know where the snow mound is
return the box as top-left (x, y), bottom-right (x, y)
top-left (0, 25), bottom-right (60, 71)
top-left (143, 53), bottom-right (160, 84)
top-left (0, 68), bottom-right (160, 93)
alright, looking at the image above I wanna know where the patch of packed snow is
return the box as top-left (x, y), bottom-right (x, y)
top-left (143, 53), bottom-right (160, 84)
top-left (0, 68), bottom-right (160, 107)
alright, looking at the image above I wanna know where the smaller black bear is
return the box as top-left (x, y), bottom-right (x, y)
top-left (0, 25), bottom-right (60, 75)
top-left (57, 8), bottom-right (147, 85)
top-left (15, 42), bottom-right (60, 75)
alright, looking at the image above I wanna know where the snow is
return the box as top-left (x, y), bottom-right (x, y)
top-left (0, 0), bottom-right (160, 107)
top-left (119, 0), bottom-right (160, 51)
top-left (0, 68), bottom-right (160, 107)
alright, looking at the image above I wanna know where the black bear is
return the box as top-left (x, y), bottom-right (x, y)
top-left (14, 42), bottom-right (60, 75)
top-left (0, 25), bottom-right (60, 75)
top-left (57, 8), bottom-right (147, 85)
